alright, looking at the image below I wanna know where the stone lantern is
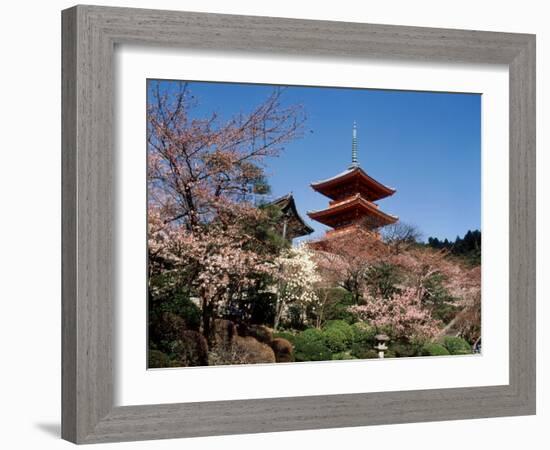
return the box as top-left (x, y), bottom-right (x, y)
top-left (375, 334), bottom-right (390, 359)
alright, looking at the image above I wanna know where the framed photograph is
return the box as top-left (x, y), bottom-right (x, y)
top-left (62, 5), bottom-right (536, 444)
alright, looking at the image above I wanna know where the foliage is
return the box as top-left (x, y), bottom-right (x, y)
top-left (285, 304), bottom-right (309, 330)
top-left (348, 322), bottom-right (377, 359)
top-left (312, 229), bottom-right (390, 303)
top-left (332, 351), bottom-right (357, 360)
top-left (381, 222), bottom-right (422, 254)
top-left (147, 82), bottom-right (305, 345)
top-left (293, 328), bottom-right (332, 362)
top-left (148, 311), bottom-right (209, 367)
top-left (149, 288), bottom-right (201, 332)
top-left (209, 335), bottom-right (276, 366)
top-left (390, 341), bottom-right (422, 357)
top-left (148, 350), bottom-right (176, 368)
top-left (237, 323), bottom-right (273, 345)
top-left (427, 230), bottom-right (481, 266)
top-left (148, 311), bottom-right (189, 357)
top-left (309, 287), bottom-right (357, 327)
top-left (448, 266), bottom-right (481, 344)
top-left (322, 320), bottom-right (355, 352)
top-left (149, 209), bottom-right (277, 342)
top-left (232, 336), bottom-right (276, 364)
top-left (350, 346), bottom-right (379, 359)
top-left (351, 321), bottom-right (377, 344)
top-left (421, 343), bottom-right (451, 356)
top-left (364, 263), bottom-right (402, 299)
top-left (271, 338), bottom-right (295, 363)
top-left (242, 203), bottom-right (290, 255)
top-left (421, 273), bottom-right (458, 323)
top-left (171, 330), bottom-right (209, 366)
top-left (273, 331), bottom-right (297, 345)
top-left (443, 336), bottom-right (472, 355)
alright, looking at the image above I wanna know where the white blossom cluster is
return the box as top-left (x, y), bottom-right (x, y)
top-left (275, 244), bottom-right (320, 317)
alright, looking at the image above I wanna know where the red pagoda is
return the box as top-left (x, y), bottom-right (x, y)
top-left (307, 123), bottom-right (398, 238)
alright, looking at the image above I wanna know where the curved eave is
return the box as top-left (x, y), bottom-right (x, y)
top-left (268, 193), bottom-right (314, 236)
top-left (307, 195), bottom-right (398, 226)
top-left (311, 167), bottom-right (396, 201)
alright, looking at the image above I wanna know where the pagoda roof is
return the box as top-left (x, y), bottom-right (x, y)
top-left (267, 193), bottom-right (314, 239)
top-left (307, 194), bottom-right (398, 228)
top-left (311, 166), bottom-right (396, 201)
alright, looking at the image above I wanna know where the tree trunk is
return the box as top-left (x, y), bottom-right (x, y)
top-left (201, 297), bottom-right (214, 346)
top-left (273, 298), bottom-right (284, 331)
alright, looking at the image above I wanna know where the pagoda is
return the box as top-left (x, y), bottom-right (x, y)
top-left (307, 123), bottom-right (398, 238)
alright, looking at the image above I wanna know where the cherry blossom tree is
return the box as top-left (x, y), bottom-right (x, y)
top-left (147, 81), bottom-right (306, 342)
top-left (309, 229), bottom-right (390, 303)
top-left (391, 246), bottom-right (480, 324)
top-left (311, 232), bottom-right (482, 342)
top-left (147, 81), bottom-right (306, 229)
top-left (149, 206), bottom-right (276, 343)
top-left (440, 265), bottom-right (481, 343)
top-left (380, 222), bottom-right (422, 255)
top-left (350, 288), bottom-right (441, 341)
top-left (354, 244), bottom-right (480, 342)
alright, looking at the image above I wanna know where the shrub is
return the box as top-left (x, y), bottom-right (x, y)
top-left (300, 327), bottom-right (324, 341)
top-left (321, 288), bottom-right (357, 324)
top-left (421, 343), bottom-right (450, 356)
top-left (348, 322), bottom-right (377, 359)
top-left (213, 319), bottom-right (237, 350)
top-left (149, 290), bottom-right (201, 331)
top-left (175, 298), bottom-right (201, 331)
top-left (390, 341), bottom-right (422, 358)
top-left (171, 330), bottom-right (209, 366)
top-left (148, 349), bottom-right (173, 368)
top-left (149, 311), bottom-right (204, 359)
top-left (351, 322), bottom-right (376, 345)
top-left (273, 331), bottom-right (296, 345)
top-left (332, 351), bottom-right (357, 360)
top-left (149, 311), bottom-right (187, 348)
top-left (443, 336), bottom-right (472, 355)
top-left (271, 338), bottom-right (294, 363)
top-left (322, 328), bottom-right (348, 352)
top-left (233, 336), bottom-right (276, 364)
top-left (294, 328), bottom-right (332, 362)
top-left (238, 323), bottom-right (273, 345)
top-left (354, 348), bottom-right (380, 359)
top-left (209, 336), bottom-right (276, 366)
top-left (350, 342), bottom-right (372, 359)
top-left (322, 320), bottom-right (355, 352)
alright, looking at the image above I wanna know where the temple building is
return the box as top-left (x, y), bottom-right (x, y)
top-left (307, 122), bottom-right (398, 238)
top-left (268, 193), bottom-right (314, 242)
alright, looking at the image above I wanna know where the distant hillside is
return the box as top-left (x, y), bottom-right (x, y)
top-left (425, 230), bottom-right (481, 266)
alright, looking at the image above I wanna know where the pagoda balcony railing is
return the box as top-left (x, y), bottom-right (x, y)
top-left (325, 224), bottom-right (382, 239)
top-left (328, 196), bottom-right (379, 208)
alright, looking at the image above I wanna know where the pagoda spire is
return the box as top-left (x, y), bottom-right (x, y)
top-left (350, 121), bottom-right (359, 168)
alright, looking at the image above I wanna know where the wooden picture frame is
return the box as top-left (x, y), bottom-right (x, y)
top-left (62, 5), bottom-right (536, 444)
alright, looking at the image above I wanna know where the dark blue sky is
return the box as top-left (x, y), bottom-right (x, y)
top-left (148, 80), bottom-right (481, 242)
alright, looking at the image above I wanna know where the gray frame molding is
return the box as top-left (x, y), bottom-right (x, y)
top-left (62, 5), bottom-right (536, 444)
